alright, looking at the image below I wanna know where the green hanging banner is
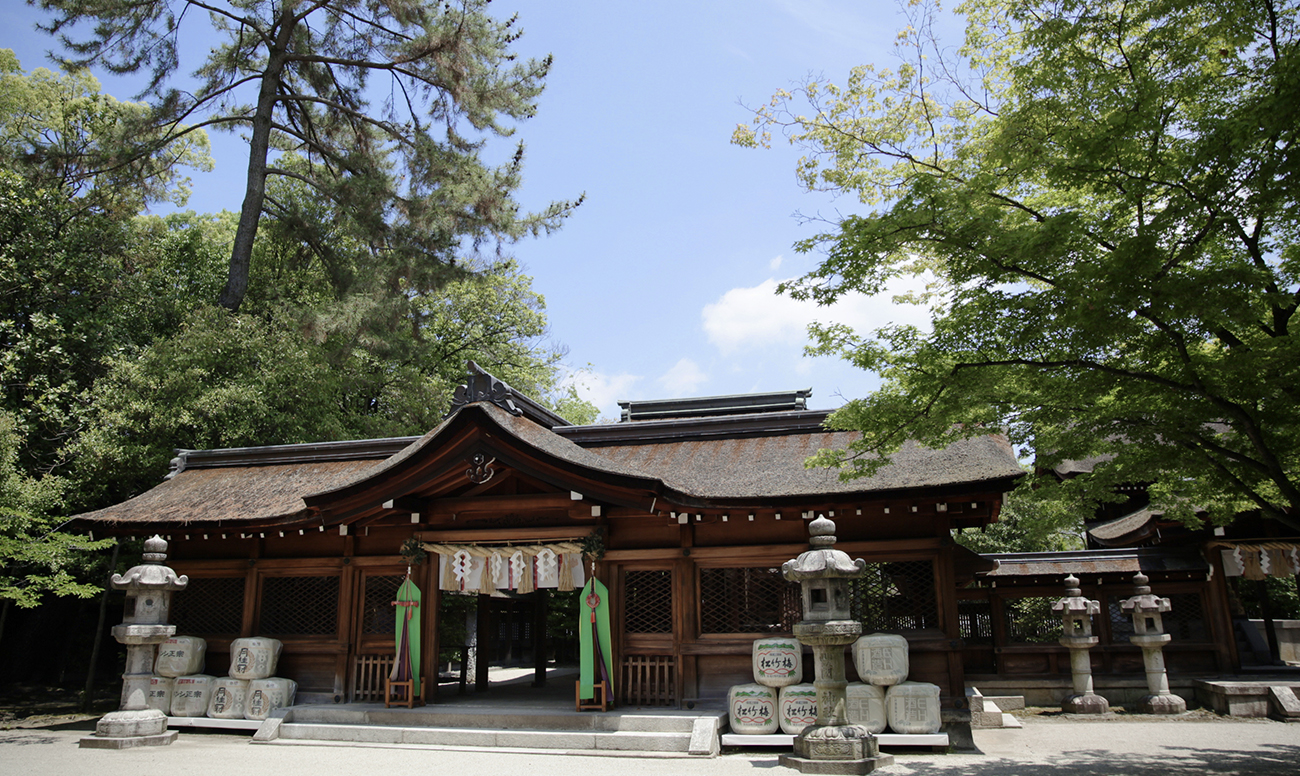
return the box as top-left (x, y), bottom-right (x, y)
top-left (391, 575), bottom-right (422, 693)
top-left (578, 577), bottom-right (613, 701)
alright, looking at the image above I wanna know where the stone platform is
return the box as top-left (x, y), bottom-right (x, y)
top-left (1194, 679), bottom-right (1300, 720)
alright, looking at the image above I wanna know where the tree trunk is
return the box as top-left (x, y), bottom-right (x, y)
top-left (218, 11), bottom-right (297, 311)
top-left (81, 540), bottom-right (120, 713)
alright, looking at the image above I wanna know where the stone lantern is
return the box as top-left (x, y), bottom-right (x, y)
top-left (80, 536), bottom-right (188, 749)
top-left (778, 515), bottom-right (894, 774)
top-left (1051, 575), bottom-right (1107, 714)
top-left (1119, 572), bottom-right (1186, 714)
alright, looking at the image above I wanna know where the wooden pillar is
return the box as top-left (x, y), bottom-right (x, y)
top-left (423, 557), bottom-right (440, 702)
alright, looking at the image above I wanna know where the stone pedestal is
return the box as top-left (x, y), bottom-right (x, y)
top-left (779, 516), bottom-right (895, 775)
top-left (80, 536), bottom-right (188, 749)
top-left (1121, 573), bottom-right (1186, 715)
top-left (1131, 632), bottom-right (1187, 714)
top-left (1060, 635), bottom-right (1109, 714)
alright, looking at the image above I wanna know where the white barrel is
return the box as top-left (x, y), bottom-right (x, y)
top-left (244, 677), bottom-right (297, 720)
top-left (845, 682), bottom-right (887, 733)
top-left (885, 681), bottom-right (942, 734)
top-left (155, 636), bottom-right (207, 677)
top-left (752, 637), bottom-right (802, 688)
top-left (207, 677), bottom-right (249, 719)
top-left (228, 637), bottom-right (283, 680)
top-left (778, 684), bottom-right (818, 734)
top-left (728, 683), bottom-right (779, 734)
top-left (145, 676), bottom-right (174, 713)
top-left (852, 632), bottom-right (909, 687)
top-left (170, 675), bottom-right (215, 717)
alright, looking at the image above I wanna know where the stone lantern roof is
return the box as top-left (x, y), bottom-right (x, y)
top-left (1051, 575), bottom-right (1101, 617)
top-left (1120, 572), bottom-right (1171, 616)
top-left (781, 516), bottom-right (867, 581)
top-left (111, 536), bottom-right (188, 592)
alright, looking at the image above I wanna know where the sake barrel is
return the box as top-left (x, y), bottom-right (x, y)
top-left (885, 681), bottom-right (942, 734)
top-left (752, 637), bottom-right (802, 687)
top-left (852, 632), bottom-right (909, 687)
top-left (778, 684), bottom-right (818, 734)
top-left (728, 683), bottom-right (779, 734)
top-left (155, 636), bottom-right (207, 677)
top-left (170, 674), bottom-right (215, 717)
top-left (228, 637), bottom-right (283, 680)
top-left (145, 676), bottom-right (174, 713)
top-left (207, 677), bottom-right (249, 719)
top-left (244, 677), bottom-right (298, 720)
top-left (845, 682), bottom-right (887, 733)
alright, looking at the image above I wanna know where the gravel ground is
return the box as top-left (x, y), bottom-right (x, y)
top-left (1, 714), bottom-right (1298, 776)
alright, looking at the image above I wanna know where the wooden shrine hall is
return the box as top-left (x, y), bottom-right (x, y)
top-left (73, 364), bottom-right (1026, 711)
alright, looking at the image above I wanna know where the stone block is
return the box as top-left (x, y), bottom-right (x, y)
top-left (777, 753), bottom-right (896, 774)
top-left (1268, 686), bottom-right (1300, 719)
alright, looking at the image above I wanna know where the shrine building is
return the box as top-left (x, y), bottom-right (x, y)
top-left (68, 364), bottom-right (1031, 710)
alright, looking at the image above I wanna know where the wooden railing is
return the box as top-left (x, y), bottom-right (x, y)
top-left (352, 654), bottom-right (395, 702)
top-left (619, 654), bottom-right (676, 707)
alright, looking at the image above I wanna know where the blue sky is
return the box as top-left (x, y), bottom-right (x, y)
top-left (3, 1), bottom-right (950, 420)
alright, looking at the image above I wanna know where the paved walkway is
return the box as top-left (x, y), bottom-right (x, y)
top-left (1, 716), bottom-right (1298, 776)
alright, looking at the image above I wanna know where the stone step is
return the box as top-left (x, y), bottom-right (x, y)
top-left (284, 704), bottom-right (708, 734)
top-left (273, 721), bottom-right (696, 753)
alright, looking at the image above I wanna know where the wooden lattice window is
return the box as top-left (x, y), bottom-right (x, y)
top-left (259, 575), bottom-right (339, 636)
top-left (848, 560), bottom-right (939, 632)
top-left (957, 598), bottom-right (993, 643)
top-left (171, 576), bottom-right (245, 636)
top-left (625, 570), bottom-right (673, 634)
top-left (360, 575), bottom-right (406, 636)
top-left (699, 567), bottom-right (801, 634)
top-left (1004, 596), bottom-right (1063, 643)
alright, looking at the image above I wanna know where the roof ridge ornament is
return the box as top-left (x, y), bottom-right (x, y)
top-left (446, 360), bottom-right (572, 428)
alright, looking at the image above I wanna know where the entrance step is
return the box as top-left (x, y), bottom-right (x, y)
top-left (254, 704), bottom-right (725, 757)
top-left (967, 687), bottom-right (1025, 729)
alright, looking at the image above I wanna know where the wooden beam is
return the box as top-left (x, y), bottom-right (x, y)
top-left (417, 526), bottom-right (594, 544)
top-left (429, 492), bottom-right (580, 516)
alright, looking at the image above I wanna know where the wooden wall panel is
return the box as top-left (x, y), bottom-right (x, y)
top-left (695, 654), bottom-right (753, 700)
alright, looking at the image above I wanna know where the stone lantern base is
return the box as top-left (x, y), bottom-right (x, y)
top-left (79, 708), bottom-right (178, 749)
top-left (1062, 693), bottom-right (1110, 714)
top-left (778, 724), bottom-right (896, 774)
top-left (1138, 693), bottom-right (1187, 715)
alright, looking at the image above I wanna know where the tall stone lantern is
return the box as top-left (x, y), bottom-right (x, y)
top-left (1051, 575), bottom-right (1107, 713)
top-left (1120, 572), bottom-right (1185, 714)
top-left (80, 536), bottom-right (188, 749)
top-left (778, 516), bottom-right (894, 775)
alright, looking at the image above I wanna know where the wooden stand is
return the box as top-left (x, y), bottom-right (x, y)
top-left (575, 680), bottom-right (612, 711)
top-left (384, 676), bottom-right (426, 708)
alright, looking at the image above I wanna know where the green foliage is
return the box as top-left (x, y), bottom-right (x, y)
top-left (35, 0), bottom-right (581, 311)
top-left (0, 411), bottom-right (112, 608)
top-left (0, 49), bottom-right (210, 217)
top-left (1235, 577), bottom-right (1300, 620)
top-left (953, 484), bottom-right (1087, 554)
top-left (0, 170), bottom-right (229, 475)
top-left (739, 0), bottom-right (1300, 531)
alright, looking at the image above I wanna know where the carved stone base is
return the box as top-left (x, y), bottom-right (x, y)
top-left (1138, 693), bottom-right (1187, 715)
top-left (1063, 693), bottom-right (1110, 714)
top-left (80, 730), bottom-right (178, 749)
top-left (92, 708), bottom-right (169, 739)
top-left (795, 724), bottom-right (876, 760)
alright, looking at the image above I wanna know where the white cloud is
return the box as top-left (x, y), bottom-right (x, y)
top-left (565, 370), bottom-right (641, 421)
top-left (657, 358), bottom-right (708, 398)
top-left (701, 275), bottom-right (932, 355)
top-left (769, 254), bottom-right (784, 271)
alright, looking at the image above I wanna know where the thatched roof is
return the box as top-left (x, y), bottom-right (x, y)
top-left (74, 399), bottom-right (1024, 529)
